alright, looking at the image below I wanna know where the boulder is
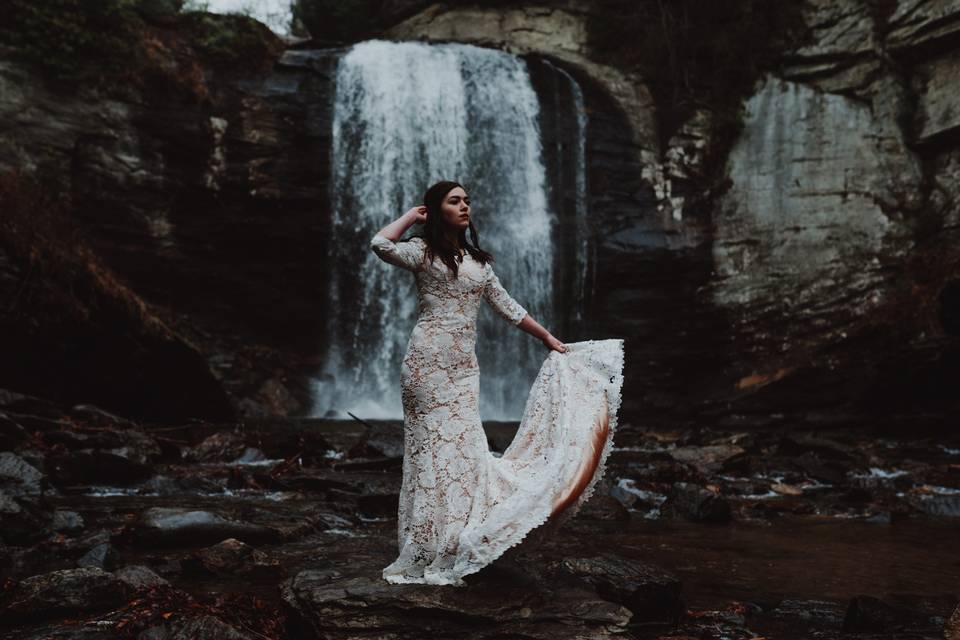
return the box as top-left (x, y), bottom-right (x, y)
top-left (114, 565), bottom-right (170, 590)
top-left (76, 542), bottom-right (118, 571)
top-left (185, 538), bottom-right (281, 577)
top-left (662, 482), bottom-right (732, 522)
top-left (0, 567), bottom-right (129, 621)
top-left (50, 510), bottom-right (85, 534)
top-left (0, 452), bottom-right (46, 496)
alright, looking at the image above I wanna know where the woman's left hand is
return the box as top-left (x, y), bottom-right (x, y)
top-left (543, 335), bottom-right (567, 353)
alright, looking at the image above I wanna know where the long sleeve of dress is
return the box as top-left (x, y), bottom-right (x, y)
top-left (371, 233), bottom-right (426, 272)
top-left (482, 264), bottom-right (528, 325)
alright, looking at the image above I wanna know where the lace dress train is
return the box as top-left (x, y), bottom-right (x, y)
top-left (370, 233), bottom-right (624, 587)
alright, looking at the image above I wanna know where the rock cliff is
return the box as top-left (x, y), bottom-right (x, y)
top-left (1, 1), bottom-right (958, 428)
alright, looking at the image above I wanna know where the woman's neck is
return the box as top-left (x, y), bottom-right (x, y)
top-left (442, 230), bottom-right (464, 250)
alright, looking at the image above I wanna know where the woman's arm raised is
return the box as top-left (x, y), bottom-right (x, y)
top-left (370, 206), bottom-right (428, 272)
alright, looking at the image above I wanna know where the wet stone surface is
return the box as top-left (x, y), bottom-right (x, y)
top-left (0, 388), bottom-right (957, 638)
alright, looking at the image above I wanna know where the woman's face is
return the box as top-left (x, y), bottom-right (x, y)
top-left (439, 187), bottom-right (471, 231)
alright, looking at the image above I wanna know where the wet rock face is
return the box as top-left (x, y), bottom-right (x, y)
top-left (0, 49), bottom-right (339, 420)
top-left (280, 567), bottom-right (635, 639)
top-left (713, 75), bottom-right (913, 339)
top-left (3, 1), bottom-right (960, 427)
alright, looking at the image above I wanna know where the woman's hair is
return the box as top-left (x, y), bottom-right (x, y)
top-left (409, 180), bottom-right (493, 277)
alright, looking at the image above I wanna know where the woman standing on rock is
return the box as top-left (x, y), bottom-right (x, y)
top-left (371, 180), bottom-right (625, 586)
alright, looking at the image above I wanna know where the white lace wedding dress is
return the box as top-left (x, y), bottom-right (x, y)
top-left (371, 233), bottom-right (624, 587)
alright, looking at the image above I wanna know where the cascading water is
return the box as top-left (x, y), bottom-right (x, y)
top-left (310, 39), bottom-right (585, 421)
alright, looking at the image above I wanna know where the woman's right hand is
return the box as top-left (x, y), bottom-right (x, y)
top-left (406, 205), bottom-right (427, 225)
top-left (542, 334), bottom-right (568, 353)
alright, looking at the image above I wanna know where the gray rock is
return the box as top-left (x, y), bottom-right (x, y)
top-left (904, 492), bottom-right (960, 517)
top-left (140, 474), bottom-right (225, 496)
top-left (69, 404), bottom-right (137, 428)
top-left (712, 74), bottom-right (918, 350)
top-left (548, 553), bottom-right (683, 623)
top-left (229, 447), bottom-right (269, 465)
top-left (51, 510), bottom-right (85, 534)
top-left (0, 451), bottom-right (46, 496)
top-left (773, 598), bottom-right (847, 625)
top-left (135, 507), bottom-right (283, 546)
top-left (280, 568), bottom-right (632, 639)
top-left (0, 567), bottom-right (129, 621)
top-left (168, 615), bottom-right (258, 640)
top-left (186, 538), bottom-right (280, 577)
top-left (946, 602), bottom-right (960, 640)
top-left (21, 627), bottom-right (122, 639)
top-left (577, 493), bottom-right (632, 521)
top-left (912, 49), bottom-right (960, 144)
top-left (114, 564), bottom-right (170, 589)
top-left (183, 432), bottom-right (247, 463)
top-left (781, 0), bottom-right (878, 92)
top-left (667, 444), bottom-right (746, 474)
top-left (0, 388), bottom-right (61, 416)
top-left (137, 624), bottom-right (170, 640)
top-left (887, 0), bottom-right (960, 51)
top-left (76, 542), bottom-right (117, 571)
top-left (662, 482), bottom-right (732, 522)
top-left (137, 626), bottom-right (169, 640)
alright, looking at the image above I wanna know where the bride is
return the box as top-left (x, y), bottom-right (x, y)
top-left (371, 180), bottom-right (624, 586)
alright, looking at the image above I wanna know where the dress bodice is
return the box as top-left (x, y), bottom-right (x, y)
top-left (371, 234), bottom-right (528, 327)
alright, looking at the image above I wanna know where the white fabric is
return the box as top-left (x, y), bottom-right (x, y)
top-left (370, 233), bottom-right (624, 586)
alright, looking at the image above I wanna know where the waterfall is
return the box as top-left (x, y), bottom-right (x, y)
top-left (311, 39), bottom-right (584, 421)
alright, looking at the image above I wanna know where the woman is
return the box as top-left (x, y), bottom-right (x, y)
top-left (371, 180), bottom-right (624, 586)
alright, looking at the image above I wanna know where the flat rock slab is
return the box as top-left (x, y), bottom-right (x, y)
top-left (281, 568), bottom-right (632, 639)
top-left (547, 552), bottom-right (684, 623)
top-left (0, 567), bottom-right (130, 622)
top-left (134, 507), bottom-right (284, 547)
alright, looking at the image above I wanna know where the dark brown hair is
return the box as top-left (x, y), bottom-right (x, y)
top-left (408, 180), bottom-right (493, 277)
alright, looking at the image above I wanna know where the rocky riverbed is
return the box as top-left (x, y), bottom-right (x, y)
top-left (1, 386), bottom-right (958, 639)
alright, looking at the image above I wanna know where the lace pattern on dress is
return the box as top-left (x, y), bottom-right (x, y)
top-left (369, 232), bottom-right (624, 586)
